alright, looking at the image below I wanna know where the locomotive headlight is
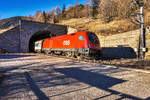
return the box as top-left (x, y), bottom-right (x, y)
top-left (88, 44), bottom-right (91, 48)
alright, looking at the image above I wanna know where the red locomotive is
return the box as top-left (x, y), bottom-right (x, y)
top-left (35, 31), bottom-right (102, 58)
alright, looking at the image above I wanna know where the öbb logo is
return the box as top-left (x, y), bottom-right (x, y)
top-left (63, 40), bottom-right (70, 45)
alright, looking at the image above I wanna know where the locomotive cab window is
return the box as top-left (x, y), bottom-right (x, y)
top-left (88, 33), bottom-right (99, 44)
top-left (79, 35), bottom-right (84, 40)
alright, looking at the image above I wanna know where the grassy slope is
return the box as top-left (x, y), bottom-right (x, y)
top-left (58, 17), bottom-right (137, 36)
top-left (58, 10), bottom-right (150, 36)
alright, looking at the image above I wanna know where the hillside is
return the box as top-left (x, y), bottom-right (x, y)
top-left (58, 17), bottom-right (136, 36)
top-left (58, 9), bottom-right (150, 36)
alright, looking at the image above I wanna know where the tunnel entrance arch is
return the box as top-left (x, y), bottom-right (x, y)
top-left (0, 17), bottom-right (68, 53)
top-left (29, 31), bottom-right (53, 52)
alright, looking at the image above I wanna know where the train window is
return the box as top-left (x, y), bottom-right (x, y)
top-left (88, 33), bottom-right (99, 44)
top-left (79, 35), bottom-right (84, 40)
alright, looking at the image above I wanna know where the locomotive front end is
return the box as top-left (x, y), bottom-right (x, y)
top-left (86, 32), bottom-right (102, 57)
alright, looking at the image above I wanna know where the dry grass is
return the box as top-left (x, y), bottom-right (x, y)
top-left (58, 11), bottom-right (150, 36)
top-left (58, 17), bottom-right (138, 36)
top-left (85, 19), bottom-right (136, 35)
top-left (58, 17), bottom-right (90, 25)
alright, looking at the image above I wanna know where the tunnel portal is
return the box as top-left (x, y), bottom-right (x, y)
top-left (0, 17), bottom-right (67, 53)
top-left (29, 31), bottom-right (52, 52)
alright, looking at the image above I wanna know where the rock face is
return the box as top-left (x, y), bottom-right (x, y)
top-left (0, 17), bottom-right (67, 53)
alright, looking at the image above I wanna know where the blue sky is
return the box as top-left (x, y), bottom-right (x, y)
top-left (0, 0), bottom-right (85, 19)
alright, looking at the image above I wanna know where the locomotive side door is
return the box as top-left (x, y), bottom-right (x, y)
top-left (50, 40), bottom-right (53, 48)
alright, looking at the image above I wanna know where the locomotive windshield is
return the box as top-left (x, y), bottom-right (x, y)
top-left (87, 32), bottom-right (99, 44)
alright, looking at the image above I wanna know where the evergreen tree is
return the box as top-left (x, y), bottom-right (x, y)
top-left (62, 4), bottom-right (66, 13)
top-left (91, 0), bottom-right (100, 17)
top-left (43, 11), bottom-right (47, 23)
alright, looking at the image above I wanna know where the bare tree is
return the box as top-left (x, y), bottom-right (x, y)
top-left (34, 11), bottom-right (43, 22)
top-left (83, 4), bottom-right (91, 17)
top-left (84, 0), bottom-right (92, 17)
top-left (51, 8), bottom-right (56, 23)
top-left (145, 0), bottom-right (150, 8)
top-left (75, 0), bottom-right (79, 6)
top-left (67, 5), bottom-right (72, 10)
top-left (117, 0), bottom-right (137, 18)
top-left (55, 6), bottom-right (61, 15)
top-left (85, 0), bottom-right (92, 5)
top-left (100, 0), bottom-right (118, 22)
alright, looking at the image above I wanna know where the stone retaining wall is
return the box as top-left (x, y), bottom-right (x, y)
top-left (0, 18), bottom-right (67, 53)
top-left (98, 29), bottom-right (150, 59)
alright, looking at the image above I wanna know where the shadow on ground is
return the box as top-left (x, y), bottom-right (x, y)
top-left (0, 55), bottom-right (150, 100)
top-left (55, 67), bottom-right (148, 100)
top-left (0, 54), bottom-right (35, 59)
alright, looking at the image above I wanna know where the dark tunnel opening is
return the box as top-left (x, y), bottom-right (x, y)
top-left (29, 31), bottom-right (52, 52)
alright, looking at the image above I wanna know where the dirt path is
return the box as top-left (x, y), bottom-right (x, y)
top-left (0, 53), bottom-right (150, 100)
